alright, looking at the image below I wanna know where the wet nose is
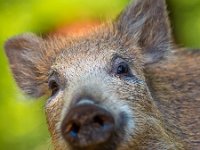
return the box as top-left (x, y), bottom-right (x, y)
top-left (61, 103), bottom-right (115, 148)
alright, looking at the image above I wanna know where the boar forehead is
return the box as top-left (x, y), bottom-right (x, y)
top-left (50, 28), bottom-right (142, 79)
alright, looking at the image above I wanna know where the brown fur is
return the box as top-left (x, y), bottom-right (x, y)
top-left (4, 0), bottom-right (200, 149)
top-left (145, 50), bottom-right (200, 149)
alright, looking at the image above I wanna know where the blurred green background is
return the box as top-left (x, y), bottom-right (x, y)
top-left (0, 0), bottom-right (200, 149)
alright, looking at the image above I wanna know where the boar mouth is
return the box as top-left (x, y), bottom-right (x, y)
top-left (66, 131), bottom-right (121, 150)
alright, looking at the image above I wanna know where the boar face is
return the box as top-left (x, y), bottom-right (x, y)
top-left (5, 0), bottom-right (179, 149)
top-left (45, 35), bottom-right (157, 149)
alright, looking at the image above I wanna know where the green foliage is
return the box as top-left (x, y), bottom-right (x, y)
top-left (0, 0), bottom-right (199, 149)
top-left (168, 0), bottom-right (200, 48)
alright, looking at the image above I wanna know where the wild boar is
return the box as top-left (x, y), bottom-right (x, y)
top-left (4, 0), bottom-right (200, 149)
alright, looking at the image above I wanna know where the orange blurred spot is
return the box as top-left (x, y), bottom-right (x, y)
top-left (52, 20), bottom-right (100, 37)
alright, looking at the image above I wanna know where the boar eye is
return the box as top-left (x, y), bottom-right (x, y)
top-left (112, 57), bottom-right (133, 78)
top-left (48, 79), bottom-right (59, 97)
top-left (116, 62), bottom-right (129, 75)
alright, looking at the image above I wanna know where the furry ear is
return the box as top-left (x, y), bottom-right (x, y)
top-left (117, 0), bottom-right (172, 64)
top-left (4, 33), bottom-right (48, 97)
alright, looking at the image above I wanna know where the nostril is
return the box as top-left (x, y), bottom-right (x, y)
top-left (93, 115), bottom-right (104, 127)
top-left (65, 122), bottom-right (80, 138)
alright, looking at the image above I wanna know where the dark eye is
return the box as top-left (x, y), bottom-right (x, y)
top-left (48, 80), bottom-right (59, 97)
top-left (116, 62), bottom-right (129, 75)
top-left (112, 57), bottom-right (133, 78)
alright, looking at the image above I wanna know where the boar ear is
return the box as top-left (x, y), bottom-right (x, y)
top-left (117, 0), bottom-right (172, 64)
top-left (4, 33), bottom-right (48, 97)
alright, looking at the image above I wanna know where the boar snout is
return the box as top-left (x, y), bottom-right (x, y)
top-left (61, 102), bottom-right (115, 148)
